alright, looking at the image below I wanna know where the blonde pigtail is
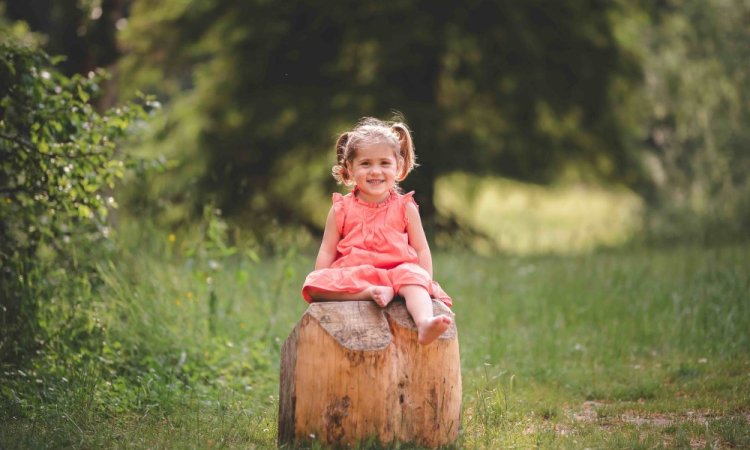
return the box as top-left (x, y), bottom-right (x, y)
top-left (391, 122), bottom-right (417, 181)
top-left (332, 132), bottom-right (353, 185)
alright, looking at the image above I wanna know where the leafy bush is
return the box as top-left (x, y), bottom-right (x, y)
top-left (0, 40), bottom-right (153, 364)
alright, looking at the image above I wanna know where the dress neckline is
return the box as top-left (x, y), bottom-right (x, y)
top-left (351, 187), bottom-right (398, 208)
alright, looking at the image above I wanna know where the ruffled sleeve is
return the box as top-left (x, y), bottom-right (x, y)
top-left (401, 191), bottom-right (418, 227)
top-left (332, 193), bottom-right (346, 235)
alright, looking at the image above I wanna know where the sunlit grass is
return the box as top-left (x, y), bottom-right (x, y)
top-left (435, 172), bottom-right (644, 254)
top-left (443, 244), bottom-right (750, 448)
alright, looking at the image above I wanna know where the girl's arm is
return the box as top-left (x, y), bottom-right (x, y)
top-left (314, 205), bottom-right (341, 270)
top-left (405, 201), bottom-right (433, 278)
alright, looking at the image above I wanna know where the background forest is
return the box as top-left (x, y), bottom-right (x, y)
top-left (1, 0), bottom-right (749, 448)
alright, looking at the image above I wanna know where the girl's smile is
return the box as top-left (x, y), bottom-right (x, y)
top-left (348, 143), bottom-right (401, 204)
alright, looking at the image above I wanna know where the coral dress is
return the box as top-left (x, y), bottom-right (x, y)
top-left (302, 189), bottom-right (452, 307)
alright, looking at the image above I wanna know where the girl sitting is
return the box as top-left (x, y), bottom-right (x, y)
top-left (302, 117), bottom-right (453, 345)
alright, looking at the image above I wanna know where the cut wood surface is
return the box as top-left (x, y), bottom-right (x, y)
top-left (278, 300), bottom-right (461, 449)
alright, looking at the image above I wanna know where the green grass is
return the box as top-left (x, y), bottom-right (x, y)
top-left (447, 244), bottom-right (750, 448)
top-left (1, 232), bottom-right (749, 448)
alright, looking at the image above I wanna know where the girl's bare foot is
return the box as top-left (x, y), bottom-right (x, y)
top-left (368, 285), bottom-right (395, 307)
top-left (416, 315), bottom-right (452, 345)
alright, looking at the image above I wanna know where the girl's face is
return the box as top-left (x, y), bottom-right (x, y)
top-left (347, 143), bottom-right (401, 203)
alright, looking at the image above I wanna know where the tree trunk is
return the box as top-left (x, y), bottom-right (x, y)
top-left (278, 300), bottom-right (461, 449)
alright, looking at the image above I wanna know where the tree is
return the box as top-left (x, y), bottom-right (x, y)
top-left (612, 0), bottom-right (750, 238)
top-left (117, 0), bottom-right (637, 229)
top-left (3, 0), bottom-right (127, 75)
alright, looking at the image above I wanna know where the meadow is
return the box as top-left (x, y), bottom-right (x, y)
top-left (1, 221), bottom-right (749, 448)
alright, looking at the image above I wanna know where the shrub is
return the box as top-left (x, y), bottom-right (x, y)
top-left (0, 39), bottom-right (153, 364)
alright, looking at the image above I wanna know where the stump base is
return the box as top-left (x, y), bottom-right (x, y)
top-left (278, 300), bottom-right (461, 449)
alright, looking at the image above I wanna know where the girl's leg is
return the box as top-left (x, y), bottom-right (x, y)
top-left (307, 286), bottom-right (394, 307)
top-left (399, 285), bottom-right (453, 345)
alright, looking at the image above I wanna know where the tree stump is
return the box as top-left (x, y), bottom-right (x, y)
top-left (278, 300), bottom-right (461, 449)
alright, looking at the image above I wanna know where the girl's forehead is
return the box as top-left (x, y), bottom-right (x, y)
top-left (354, 143), bottom-right (398, 159)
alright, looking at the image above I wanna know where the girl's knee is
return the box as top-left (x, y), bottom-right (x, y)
top-left (390, 265), bottom-right (432, 294)
top-left (397, 284), bottom-right (430, 297)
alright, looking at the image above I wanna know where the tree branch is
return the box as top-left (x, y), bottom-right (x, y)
top-left (0, 132), bottom-right (110, 159)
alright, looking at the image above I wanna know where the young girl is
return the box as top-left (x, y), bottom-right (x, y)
top-left (302, 117), bottom-right (453, 345)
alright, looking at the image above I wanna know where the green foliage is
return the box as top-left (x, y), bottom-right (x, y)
top-left (612, 0), bottom-right (750, 241)
top-left (0, 40), bottom-right (152, 363)
top-left (112, 0), bottom-right (750, 244)
top-left (5, 0), bottom-right (750, 245)
top-left (116, 0), bottom-right (634, 225)
top-left (0, 215), bottom-right (293, 448)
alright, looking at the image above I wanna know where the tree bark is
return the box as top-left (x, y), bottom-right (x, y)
top-left (278, 300), bottom-right (461, 449)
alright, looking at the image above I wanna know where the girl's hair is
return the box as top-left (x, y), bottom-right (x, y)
top-left (332, 117), bottom-right (417, 186)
